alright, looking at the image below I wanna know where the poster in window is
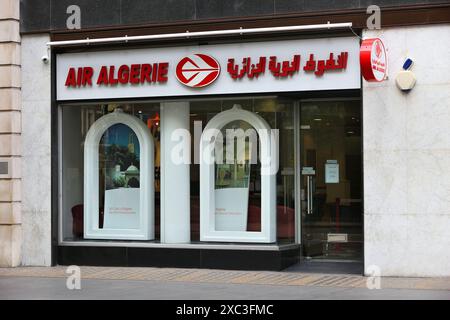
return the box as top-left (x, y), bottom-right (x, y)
top-left (101, 124), bottom-right (141, 229)
top-left (325, 160), bottom-right (339, 184)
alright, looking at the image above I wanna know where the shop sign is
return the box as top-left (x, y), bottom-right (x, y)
top-left (57, 37), bottom-right (361, 100)
top-left (360, 38), bottom-right (387, 82)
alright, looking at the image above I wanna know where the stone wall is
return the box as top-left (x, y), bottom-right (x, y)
top-left (0, 0), bottom-right (21, 267)
top-left (20, 33), bottom-right (52, 266)
top-left (363, 24), bottom-right (450, 277)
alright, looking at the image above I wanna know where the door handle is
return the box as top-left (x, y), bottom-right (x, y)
top-left (306, 176), bottom-right (310, 214)
top-left (306, 175), bottom-right (314, 215)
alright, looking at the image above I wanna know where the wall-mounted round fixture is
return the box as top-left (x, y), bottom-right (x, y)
top-left (396, 58), bottom-right (416, 92)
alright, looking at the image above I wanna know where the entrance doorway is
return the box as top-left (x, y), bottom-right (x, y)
top-left (299, 99), bottom-right (363, 261)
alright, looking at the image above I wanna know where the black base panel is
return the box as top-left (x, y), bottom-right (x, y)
top-left (57, 245), bottom-right (301, 271)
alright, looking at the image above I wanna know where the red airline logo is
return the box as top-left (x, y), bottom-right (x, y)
top-left (360, 38), bottom-right (387, 82)
top-left (176, 54), bottom-right (220, 88)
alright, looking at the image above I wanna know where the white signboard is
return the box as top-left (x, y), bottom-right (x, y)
top-left (302, 166), bottom-right (316, 175)
top-left (56, 37), bottom-right (361, 100)
top-left (103, 188), bottom-right (140, 229)
top-left (325, 161), bottom-right (339, 184)
top-left (215, 188), bottom-right (249, 231)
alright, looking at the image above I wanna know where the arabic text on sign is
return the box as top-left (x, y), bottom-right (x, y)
top-left (227, 52), bottom-right (348, 79)
top-left (303, 52), bottom-right (348, 76)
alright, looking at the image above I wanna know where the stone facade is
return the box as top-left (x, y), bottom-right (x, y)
top-left (20, 34), bottom-right (52, 266)
top-left (10, 0), bottom-right (450, 276)
top-left (363, 25), bottom-right (450, 277)
top-left (0, 0), bottom-right (21, 267)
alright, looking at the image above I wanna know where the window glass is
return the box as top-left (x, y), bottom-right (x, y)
top-left (189, 97), bottom-right (295, 243)
top-left (61, 103), bottom-right (160, 240)
top-left (61, 97), bottom-right (295, 244)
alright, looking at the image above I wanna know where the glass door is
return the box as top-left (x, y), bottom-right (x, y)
top-left (300, 99), bottom-right (363, 260)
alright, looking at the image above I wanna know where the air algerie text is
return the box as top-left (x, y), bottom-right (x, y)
top-left (64, 63), bottom-right (169, 87)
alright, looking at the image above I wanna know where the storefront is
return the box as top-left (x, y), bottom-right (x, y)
top-left (3, 0), bottom-right (449, 276)
top-left (47, 32), bottom-right (365, 270)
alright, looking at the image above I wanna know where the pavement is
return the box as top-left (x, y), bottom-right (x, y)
top-left (0, 266), bottom-right (449, 300)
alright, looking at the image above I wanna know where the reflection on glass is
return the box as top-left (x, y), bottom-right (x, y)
top-left (214, 120), bottom-right (255, 232)
top-left (215, 121), bottom-right (253, 189)
top-left (301, 100), bottom-right (362, 260)
top-left (61, 103), bottom-right (160, 241)
top-left (189, 98), bottom-right (296, 243)
top-left (61, 98), bottom-right (295, 244)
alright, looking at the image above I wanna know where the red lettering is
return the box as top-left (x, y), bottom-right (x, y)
top-left (65, 68), bottom-right (76, 87)
top-left (82, 67), bottom-right (93, 86)
top-left (152, 63), bottom-right (158, 82)
top-left (118, 65), bottom-right (129, 84)
top-left (76, 67), bottom-right (83, 86)
top-left (140, 64), bottom-right (152, 83)
top-left (108, 66), bottom-right (118, 85)
top-left (82, 63), bottom-right (169, 87)
top-left (129, 64), bottom-right (140, 84)
top-left (157, 62), bottom-right (168, 82)
top-left (97, 66), bottom-right (108, 85)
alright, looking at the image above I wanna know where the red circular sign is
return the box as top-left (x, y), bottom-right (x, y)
top-left (360, 38), bottom-right (387, 82)
top-left (176, 54), bottom-right (220, 88)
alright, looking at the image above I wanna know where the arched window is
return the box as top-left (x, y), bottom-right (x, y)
top-left (200, 105), bottom-right (277, 243)
top-left (84, 109), bottom-right (155, 240)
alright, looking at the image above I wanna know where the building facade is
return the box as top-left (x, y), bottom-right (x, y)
top-left (0, 0), bottom-right (449, 277)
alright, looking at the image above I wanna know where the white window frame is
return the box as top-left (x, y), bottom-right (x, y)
top-left (200, 106), bottom-right (277, 243)
top-left (84, 109), bottom-right (155, 240)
